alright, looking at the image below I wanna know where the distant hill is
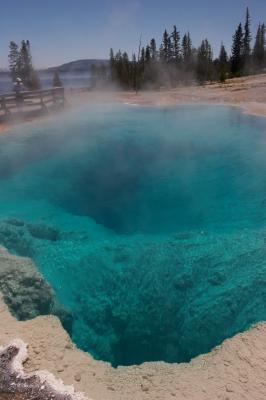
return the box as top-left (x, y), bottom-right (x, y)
top-left (44, 59), bottom-right (109, 73)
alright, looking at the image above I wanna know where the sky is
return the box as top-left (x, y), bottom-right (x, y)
top-left (0, 0), bottom-right (265, 69)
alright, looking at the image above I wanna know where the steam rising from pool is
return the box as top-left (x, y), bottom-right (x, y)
top-left (0, 104), bottom-right (266, 366)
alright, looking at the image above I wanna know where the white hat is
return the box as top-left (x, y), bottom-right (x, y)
top-left (16, 77), bottom-right (22, 82)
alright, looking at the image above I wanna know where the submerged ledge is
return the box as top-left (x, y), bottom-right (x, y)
top-left (0, 249), bottom-right (266, 399)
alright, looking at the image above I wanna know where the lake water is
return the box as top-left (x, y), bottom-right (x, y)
top-left (0, 104), bottom-right (266, 366)
top-left (0, 72), bottom-right (91, 93)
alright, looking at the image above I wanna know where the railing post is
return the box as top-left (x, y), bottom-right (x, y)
top-left (61, 87), bottom-right (65, 106)
top-left (52, 89), bottom-right (56, 104)
top-left (2, 96), bottom-right (9, 115)
top-left (15, 92), bottom-right (24, 111)
top-left (40, 92), bottom-right (44, 109)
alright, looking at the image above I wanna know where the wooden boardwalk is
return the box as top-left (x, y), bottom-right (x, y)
top-left (0, 87), bottom-right (65, 121)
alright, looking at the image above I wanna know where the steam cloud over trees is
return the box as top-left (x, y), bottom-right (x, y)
top-left (5, 7), bottom-right (266, 91)
top-left (108, 7), bottom-right (265, 89)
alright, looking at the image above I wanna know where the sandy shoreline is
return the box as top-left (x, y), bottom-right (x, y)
top-left (68, 73), bottom-right (266, 118)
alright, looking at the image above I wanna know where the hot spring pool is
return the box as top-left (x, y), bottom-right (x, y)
top-left (0, 104), bottom-right (266, 366)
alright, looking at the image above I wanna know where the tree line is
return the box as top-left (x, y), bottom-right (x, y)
top-left (6, 8), bottom-right (266, 91)
top-left (107, 8), bottom-right (266, 90)
top-left (8, 40), bottom-right (63, 90)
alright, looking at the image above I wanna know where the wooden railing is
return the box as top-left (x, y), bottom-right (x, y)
top-left (0, 87), bottom-right (65, 118)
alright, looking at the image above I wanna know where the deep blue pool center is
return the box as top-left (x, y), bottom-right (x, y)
top-left (0, 104), bottom-right (266, 366)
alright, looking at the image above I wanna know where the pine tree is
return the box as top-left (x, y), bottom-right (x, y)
top-left (181, 32), bottom-right (193, 83)
top-left (20, 40), bottom-right (33, 84)
top-left (167, 36), bottom-right (173, 61)
top-left (145, 46), bottom-right (151, 62)
top-left (140, 47), bottom-right (145, 65)
top-left (219, 44), bottom-right (228, 65)
top-left (53, 71), bottom-right (63, 87)
top-left (159, 44), bottom-right (164, 61)
top-left (114, 50), bottom-right (123, 84)
top-left (8, 40), bottom-right (40, 89)
top-left (253, 23), bottom-right (266, 70)
top-left (161, 30), bottom-right (170, 62)
top-left (8, 41), bottom-right (21, 80)
top-left (131, 53), bottom-right (137, 90)
top-left (231, 23), bottom-right (244, 75)
top-left (110, 48), bottom-right (116, 81)
top-left (121, 52), bottom-right (130, 87)
top-left (150, 39), bottom-right (157, 60)
top-left (148, 39), bottom-right (159, 87)
top-left (182, 32), bottom-right (192, 63)
top-left (243, 7), bottom-right (252, 72)
top-left (262, 23), bottom-right (266, 68)
top-left (20, 40), bottom-right (41, 89)
top-left (196, 39), bottom-right (213, 84)
top-left (218, 43), bottom-right (229, 82)
top-left (171, 25), bottom-right (181, 62)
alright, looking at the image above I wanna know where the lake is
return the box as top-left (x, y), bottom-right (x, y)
top-left (0, 71), bottom-right (91, 93)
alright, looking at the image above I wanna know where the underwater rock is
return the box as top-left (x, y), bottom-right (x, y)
top-left (5, 218), bottom-right (25, 227)
top-left (0, 220), bottom-right (73, 334)
top-left (27, 223), bottom-right (61, 242)
top-left (0, 247), bottom-right (73, 333)
top-left (0, 247), bottom-right (53, 319)
top-left (0, 222), bottom-right (34, 257)
top-left (0, 340), bottom-right (86, 400)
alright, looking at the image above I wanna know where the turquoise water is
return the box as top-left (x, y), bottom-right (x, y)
top-left (0, 104), bottom-right (266, 366)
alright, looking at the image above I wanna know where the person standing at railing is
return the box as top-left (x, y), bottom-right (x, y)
top-left (13, 77), bottom-right (25, 108)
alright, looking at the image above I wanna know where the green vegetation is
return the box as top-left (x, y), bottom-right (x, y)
top-left (108, 7), bottom-right (265, 89)
top-left (218, 44), bottom-right (229, 83)
top-left (8, 40), bottom-right (41, 90)
top-left (253, 23), bottom-right (266, 70)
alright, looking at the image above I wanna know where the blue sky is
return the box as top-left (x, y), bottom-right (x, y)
top-left (0, 0), bottom-right (265, 69)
